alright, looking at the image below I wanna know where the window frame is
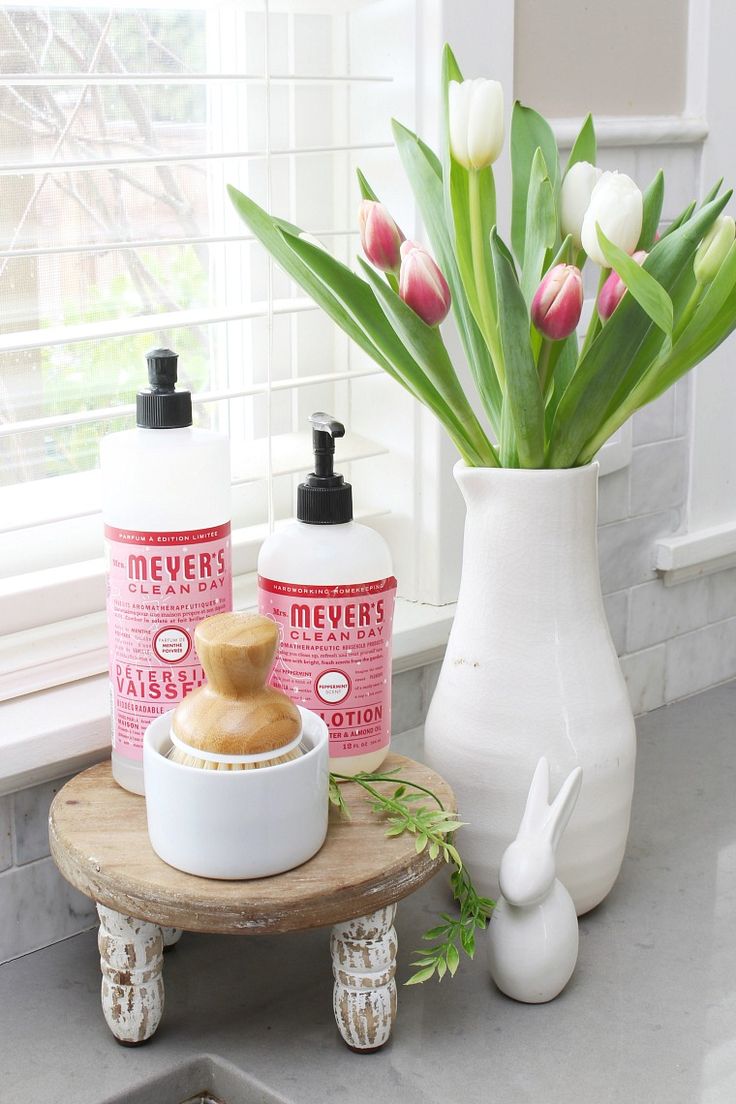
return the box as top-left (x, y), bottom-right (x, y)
top-left (0, 2), bottom-right (457, 704)
top-left (0, 0), bottom-right (640, 704)
top-left (0, 0), bottom-right (648, 795)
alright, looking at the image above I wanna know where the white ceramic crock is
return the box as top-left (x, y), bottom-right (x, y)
top-left (424, 461), bottom-right (636, 915)
top-left (143, 705), bottom-right (329, 879)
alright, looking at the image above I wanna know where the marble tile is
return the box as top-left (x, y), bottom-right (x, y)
top-left (13, 775), bottom-right (73, 867)
top-left (627, 576), bottom-right (710, 652)
top-left (603, 590), bottom-right (629, 655)
top-left (0, 797), bottom-right (12, 874)
top-left (598, 510), bottom-right (678, 594)
top-left (632, 389), bottom-right (675, 445)
top-left (629, 439), bottom-right (689, 517)
top-left (391, 667), bottom-right (424, 735)
top-left (597, 467), bottom-right (630, 525)
top-left (665, 617), bottom-right (736, 702)
top-left (0, 858), bottom-right (96, 964)
top-left (620, 645), bottom-right (666, 715)
top-left (421, 660), bottom-right (443, 714)
top-left (674, 378), bottom-right (691, 437)
top-left (708, 568), bottom-right (736, 623)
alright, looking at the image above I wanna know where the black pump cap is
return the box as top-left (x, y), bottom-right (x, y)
top-left (297, 412), bottom-right (353, 525)
top-left (136, 347), bottom-right (192, 429)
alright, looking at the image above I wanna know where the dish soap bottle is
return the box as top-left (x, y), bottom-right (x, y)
top-left (258, 412), bottom-right (396, 775)
top-left (101, 348), bottom-right (232, 795)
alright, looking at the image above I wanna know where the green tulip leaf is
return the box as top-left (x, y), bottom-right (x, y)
top-left (522, 147), bottom-right (557, 306)
top-left (546, 233), bottom-right (574, 270)
top-left (700, 177), bottom-right (724, 207)
top-left (639, 239), bottom-right (736, 402)
top-left (565, 113), bottom-right (596, 174)
top-left (597, 225), bottom-right (673, 334)
top-left (511, 101), bottom-right (560, 265)
top-left (491, 228), bottom-right (545, 467)
top-left (227, 184), bottom-right (495, 465)
top-left (638, 170), bottom-right (665, 250)
top-left (358, 258), bottom-right (499, 465)
top-left (660, 200), bottom-right (696, 240)
top-left (228, 184), bottom-right (397, 373)
top-left (278, 227), bottom-right (495, 466)
top-left (598, 243), bottom-right (697, 430)
top-left (356, 167), bottom-right (379, 203)
top-left (544, 330), bottom-right (579, 430)
top-left (547, 189), bottom-right (731, 466)
top-left (577, 242), bottom-right (736, 460)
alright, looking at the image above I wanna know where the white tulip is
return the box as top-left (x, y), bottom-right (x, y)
top-left (581, 171), bottom-right (643, 266)
top-left (448, 78), bottom-right (504, 170)
top-left (560, 161), bottom-right (602, 249)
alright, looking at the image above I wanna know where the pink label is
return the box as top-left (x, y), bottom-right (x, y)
top-left (105, 522), bottom-right (232, 762)
top-left (258, 575), bottom-right (396, 760)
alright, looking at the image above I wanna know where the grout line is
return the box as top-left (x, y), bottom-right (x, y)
top-left (0, 850), bottom-right (56, 875)
top-left (0, 922), bottom-right (98, 969)
top-left (658, 672), bottom-right (736, 712)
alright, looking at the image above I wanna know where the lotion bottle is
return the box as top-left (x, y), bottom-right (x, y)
top-left (258, 413), bottom-right (396, 775)
top-left (101, 348), bottom-right (232, 795)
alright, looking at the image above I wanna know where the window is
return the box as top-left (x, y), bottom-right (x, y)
top-left (1, 2), bottom-right (436, 695)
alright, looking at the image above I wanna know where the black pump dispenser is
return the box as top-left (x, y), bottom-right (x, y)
top-left (297, 412), bottom-right (353, 525)
top-left (136, 347), bottom-right (192, 429)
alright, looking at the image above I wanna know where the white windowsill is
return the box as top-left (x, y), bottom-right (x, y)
top-left (655, 521), bottom-right (736, 585)
top-left (0, 593), bottom-right (454, 797)
top-left (551, 114), bottom-right (708, 149)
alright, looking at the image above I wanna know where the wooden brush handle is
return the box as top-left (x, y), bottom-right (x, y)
top-left (174, 611), bottom-right (301, 756)
top-left (194, 612), bottom-right (279, 697)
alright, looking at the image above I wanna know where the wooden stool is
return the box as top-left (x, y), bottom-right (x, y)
top-left (49, 754), bottom-right (454, 1051)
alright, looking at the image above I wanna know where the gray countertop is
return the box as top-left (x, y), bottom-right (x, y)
top-left (2, 681), bottom-right (735, 1104)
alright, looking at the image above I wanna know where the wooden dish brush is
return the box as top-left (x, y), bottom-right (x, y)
top-left (168, 611), bottom-right (303, 771)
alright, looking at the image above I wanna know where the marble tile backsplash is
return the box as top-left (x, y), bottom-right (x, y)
top-left (0, 775), bottom-right (97, 965)
top-left (3, 378), bottom-right (735, 966)
top-left (596, 379), bottom-right (736, 714)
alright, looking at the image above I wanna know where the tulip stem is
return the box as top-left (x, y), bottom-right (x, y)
top-left (537, 340), bottom-right (553, 391)
top-left (579, 267), bottom-right (609, 361)
top-left (673, 281), bottom-right (702, 343)
top-left (468, 169), bottom-right (504, 386)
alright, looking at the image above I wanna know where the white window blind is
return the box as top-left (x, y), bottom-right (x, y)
top-left (0, 0), bottom-right (425, 658)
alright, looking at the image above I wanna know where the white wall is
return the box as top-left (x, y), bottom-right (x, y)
top-left (514, 0), bottom-right (688, 116)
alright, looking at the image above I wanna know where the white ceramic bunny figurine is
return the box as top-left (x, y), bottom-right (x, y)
top-left (487, 757), bottom-right (583, 1003)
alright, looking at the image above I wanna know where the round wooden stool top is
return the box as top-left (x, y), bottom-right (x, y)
top-left (49, 754), bottom-right (455, 935)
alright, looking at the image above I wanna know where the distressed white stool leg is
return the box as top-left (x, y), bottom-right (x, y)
top-left (331, 904), bottom-right (397, 1051)
top-left (97, 905), bottom-right (164, 1045)
top-left (161, 926), bottom-right (182, 949)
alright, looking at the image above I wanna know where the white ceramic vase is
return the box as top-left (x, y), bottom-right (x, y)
top-left (424, 461), bottom-right (636, 915)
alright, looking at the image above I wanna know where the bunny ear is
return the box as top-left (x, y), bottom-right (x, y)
top-left (543, 766), bottom-right (583, 853)
top-left (517, 757), bottom-right (551, 838)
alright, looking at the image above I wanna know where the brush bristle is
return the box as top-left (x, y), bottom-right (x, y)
top-left (167, 744), bottom-right (303, 770)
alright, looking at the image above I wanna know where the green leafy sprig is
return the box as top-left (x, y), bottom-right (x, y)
top-left (329, 769), bottom-right (494, 984)
top-left (407, 866), bottom-right (492, 984)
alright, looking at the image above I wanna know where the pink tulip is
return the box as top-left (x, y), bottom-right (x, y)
top-left (398, 240), bottom-right (451, 326)
top-left (358, 200), bottom-right (404, 273)
top-left (530, 264), bottom-right (584, 341)
top-left (597, 249), bottom-right (648, 321)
